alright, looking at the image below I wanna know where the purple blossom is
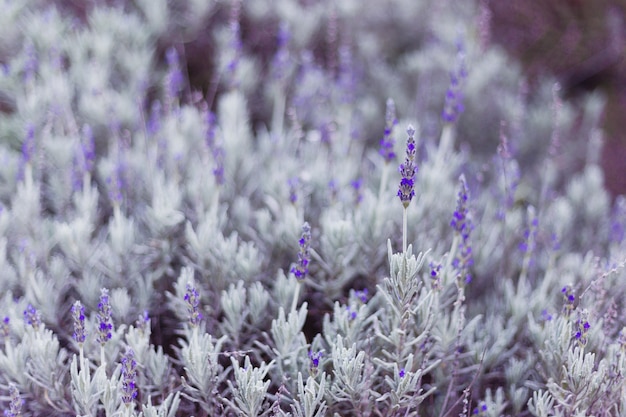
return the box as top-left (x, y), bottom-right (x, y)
top-left (120, 349), bottom-right (138, 405)
top-left (288, 177), bottom-right (299, 204)
top-left (574, 310), bottom-right (590, 346)
top-left (71, 301), bottom-right (86, 344)
top-left (23, 304), bottom-right (41, 330)
top-left (450, 175), bottom-right (474, 283)
top-left (308, 350), bottom-right (322, 376)
top-left (397, 125), bottom-right (417, 208)
top-left (136, 310), bottom-right (150, 334)
top-left (398, 368), bottom-right (406, 378)
top-left (291, 222), bottom-right (312, 281)
top-left (379, 98), bottom-right (397, 163)
top-left (337, 44), bottom-right (356, 104)
top-left (350, 177), bottom-right (363, 204)
top-left (184, 283), bottom-right (203, 327)
top-left (1, 316), bottom-right (9, 339)
top-left (4, 384), bottom-right (23, 417)
top-left (272, 22), bottom-right (291, 81)
top-left (97, 288), bottom-right (113, 345)
top-left (354, 288), bottom-right (368, 303)
top-left (561, 285), bottom-right (576, 317)
top-left (441, 39), bottom-right (467, 123)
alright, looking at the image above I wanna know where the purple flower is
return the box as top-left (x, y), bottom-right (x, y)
top-left (4, 384), bottom-right (23, 417)
top-left (184, 283), bottom-right (203, 327)
top-left (354, 288), bottom-right (368, 303)
top-left (136, 310), bottom-right (150, 334)
top-left (450, 175), bottom-right (474, 283)
top-left (379, 98), bottom-right (398, 163)
top-left (574, 310), bottom-right (590, 346)
top-left (23, 304), bottom-right (41, 330)
top-left (1, 316), bottom-right (9, 339)
top-left (120, 349), bottom-right (138, 405)
top-left (288, 177), bottom-right (299, 204)
top-left (397, 125), bottom-right (417, 208)
top-left (398, 368), bottom-right (406, 378)
top-left (350, 178), bottom-right (363, 205)
top-left (97, 288), bottom-right (113, 345)
top-left (337, 44), bottom-right (356, 104)
top-left (441, 39), bottom-right (467, 123)
top-left (308, 350), bottom-right (323, 376)
top-left (561, 285), bottom-right (576, 317)
top-left (272, 22), bottom-right (291, 81)
top-left (71, 301), bottom-right (86, 344)
top-left (291, 222), bottom-right (312, 281)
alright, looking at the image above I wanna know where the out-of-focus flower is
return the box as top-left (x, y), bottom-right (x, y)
top-left (291, 222), bottom-right (311, 281)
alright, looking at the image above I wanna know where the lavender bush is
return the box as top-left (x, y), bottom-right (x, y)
top-left (0, 0), bottom-right (624, 416)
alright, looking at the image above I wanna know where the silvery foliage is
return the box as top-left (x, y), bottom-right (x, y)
top-left (0, 0), bottom-right (626, 415)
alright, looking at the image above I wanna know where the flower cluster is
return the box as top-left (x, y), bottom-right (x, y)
top-left (71, 301), bottom-right (86, 345)
top-left (120, 349), bottom-right (138, 406)
top-left (184, 283), bottom-right (203, 327)
top-left (450, 174), bottom-right (474, 282)
top-left (397, 125), bottom-right (417, 208)
top-left (97, 288), bottom-right (113, 345)
top-left (379, 98), bottom-right (398, 163)
top-left (291, 222), bottom-right (312, 281)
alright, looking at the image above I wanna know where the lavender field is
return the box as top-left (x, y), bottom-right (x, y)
top-left (0, 0), bottom-right (625, 416)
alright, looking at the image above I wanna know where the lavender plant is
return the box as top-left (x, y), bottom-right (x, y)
top-left (0, 0), bottom-right (624, 416)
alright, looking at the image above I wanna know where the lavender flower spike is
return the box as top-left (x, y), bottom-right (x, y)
top-left (379, 98), bottom-right (398, 163)
top-left (97, 288), bottom-right (113, 345)
top-left (397, 125), bottom-right (417, 208)
top-left (23, 303), bottom-right (41, 330)
top-left (450, 174), bottom-right (474, 283)
top-left (184, 283), bottom-right (203, 327)
top-left (120, 349), bottom-right (138, 406)
top-left (291, 222), bottom-right (312, 281)
top-left (71, 300), bottom-right (86, 345)
top-left (4, 383), bottom-right (23, 417)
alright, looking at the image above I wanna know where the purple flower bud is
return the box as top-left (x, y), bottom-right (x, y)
top-left (272, 22), bottom-right (291, 81)
top-left (120, 349), bottom-right (138, 405)
top-left (23, 304), bottom-right (41, 330)
top-left (291, 222), bottom-right (312, 281)
top-left (1, 316), bottom-right (9, 339)
top-left (308, 350), bottom-right (323, 376)
top-left (97, 288), bottom-right (113, 345)
top-left (71, 301), bottom-right (86, 344)
top-left (397, 125), bottom-right (417, 208)
top-left (441, 39), bottom-right (467, 124)
top-left (451, 175), bottom-right (474, 283)
top-left (379, 98), bottom-right (397, 163)
top-left (184, 283), bottom-right (203, 327)
top-left (4, 384), bottom-right (23, 417)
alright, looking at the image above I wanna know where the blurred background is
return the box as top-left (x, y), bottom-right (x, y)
top-left (488, 0), bottom-right (626, 197)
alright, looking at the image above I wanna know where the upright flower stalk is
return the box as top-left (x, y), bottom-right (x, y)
top-left (71, 300), bottom-right (86, 358)
top-left (450, 174), bottom-right (474, 284)
top-left (97, 288), bottom-right (113, 366)
top-left (398, 125), bottom-right (417, 253)
top-left (291, 222), bottom-right (311, 311)
top-left (378, 98), bottom-right (398, 205)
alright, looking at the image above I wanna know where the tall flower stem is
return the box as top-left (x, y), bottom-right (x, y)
top-left (402, 207), bottom-right (408, 254)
